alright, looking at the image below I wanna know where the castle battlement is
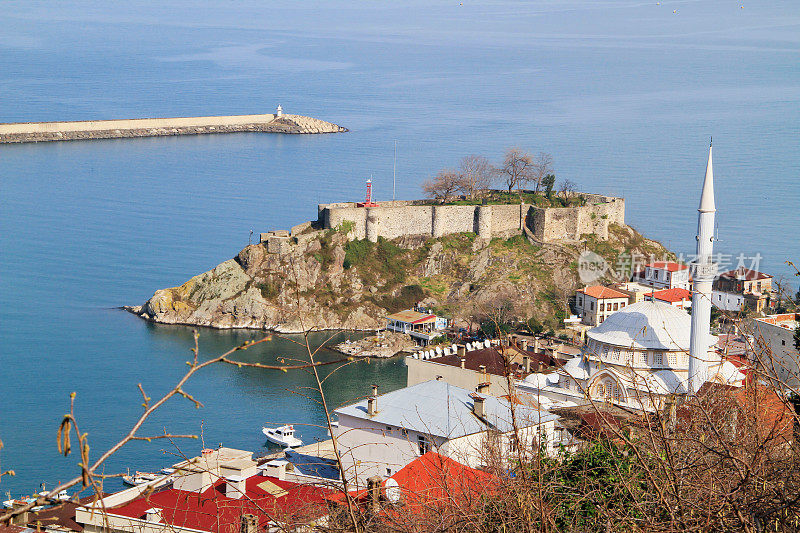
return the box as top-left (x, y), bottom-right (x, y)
top-left (316, 192), bottom-right (625, 244)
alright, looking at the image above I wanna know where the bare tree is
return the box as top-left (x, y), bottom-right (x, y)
top-left (557, 179), bottom-right (576, 204)
top-left (531, 152), bottom-right (554, 194)
top-left (499, 148), bottom-right (535, 193)
top-left (423, 169), bottom-right (462, 201)
top-left (458, 155), bottom-right (495, 198)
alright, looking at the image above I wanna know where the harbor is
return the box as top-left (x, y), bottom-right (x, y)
top-left (0, 107), bottom-right (346, 143)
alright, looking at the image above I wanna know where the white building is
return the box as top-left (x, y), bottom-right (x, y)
top-left (712, 290), bottom-right (746, 311)
top-left (751, 313), bottom-right (800, 389)
top-left (517, 301), bottom-right (743, 412)
top-left (575, 285), bottom-right (630, 326)
top-left (632, 261), bottom-right (690, 290)
top-left (386, 309), bottom-right (448, 345)
top-left (333, 380), bottom-right (558, 486)
top-left (518, 142), bottom-right (744, 411)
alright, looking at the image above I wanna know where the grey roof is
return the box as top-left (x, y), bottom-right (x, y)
top-left (335, 379), bottom-right (558, 439)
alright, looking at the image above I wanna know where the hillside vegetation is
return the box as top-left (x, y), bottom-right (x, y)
top-left (127, 224), bottom-right (672, 333)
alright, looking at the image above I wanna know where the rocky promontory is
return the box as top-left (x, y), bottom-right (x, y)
top-left (126, 223), bottom-right (672, 334)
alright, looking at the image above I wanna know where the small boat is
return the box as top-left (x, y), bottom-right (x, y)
top-left (262, 425), bottom-right (303, 448)
top-left (122, 471), bottom-right (158, 486)
top-left (3, 497), bottom-right (44, 511)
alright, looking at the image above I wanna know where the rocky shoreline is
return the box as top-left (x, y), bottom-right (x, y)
top-left (125, 220), bottom-right (672, 338)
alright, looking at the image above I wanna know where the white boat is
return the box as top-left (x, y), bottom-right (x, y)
top-left (122, 471), bottom-right (158, 486)
top-left (262, 425), bottom-right (303, 448)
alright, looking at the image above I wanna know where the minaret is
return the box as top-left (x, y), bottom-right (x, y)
top-left (688, 139), bottom-right (717, 394)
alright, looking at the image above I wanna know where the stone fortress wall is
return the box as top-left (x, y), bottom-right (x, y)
top-left (316, 193), bottom-right (625, 244)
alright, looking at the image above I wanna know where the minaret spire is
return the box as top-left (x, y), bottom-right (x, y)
top-left (688, 140), bottom-right (717, 393)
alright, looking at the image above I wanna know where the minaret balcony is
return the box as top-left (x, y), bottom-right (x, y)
top-left (691, 262), bottom-right (717, 280)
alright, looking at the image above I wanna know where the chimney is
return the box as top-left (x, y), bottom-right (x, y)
top-left (477, 382), bottom-right (490, 394)
top-left (367, 476), bottom-right (383, 513)
top-left (533, 338), bottom-right (540, 353)
top-left (145, 508), bottom-right (162, 523)
top-left (241, 514), bottom-right (258, 533)
top-left (520, 339), bottom-right (528, 352)
top-left (457, 345), bottom-right (466, 358)
top-left (471, 393), bottom-right (486, 418)
top-left (225, 475), bottom-right (247, 499)
top-left (522, 356), bottom-right (530, 373)
top-left (262, 459), bottom-right (291, 481)
top-left (460, 357), bottom-right (466, 369)
top-left (478, 364), bottom-right (486, 379)
top-left (368, 386), bottom-right (379, 416)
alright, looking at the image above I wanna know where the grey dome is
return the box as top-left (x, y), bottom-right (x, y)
top-left (587, 301), bottom-right (691, 351)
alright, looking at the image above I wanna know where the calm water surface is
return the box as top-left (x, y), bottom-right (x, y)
top-left (1, 0), bottom-right (798, 496)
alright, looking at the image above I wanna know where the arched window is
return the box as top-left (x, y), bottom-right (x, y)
top-left (595, 383), bottom-right (605, 399)
top-left (613, 384), bottom-right (623, 403)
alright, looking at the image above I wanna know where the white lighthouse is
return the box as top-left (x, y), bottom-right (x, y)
top-left (688, 139), bottom-right (717, 394)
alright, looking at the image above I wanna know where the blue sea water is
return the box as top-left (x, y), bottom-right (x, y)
top-left (1, 0), bottom-right (798, 497)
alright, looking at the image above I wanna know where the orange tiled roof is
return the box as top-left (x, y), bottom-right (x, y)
top-left (649, 288), bottom-right (692, 303)
top-left (578, 285), bottom-right (629, 299)
top-left (646, 261), bottom-right (688, 272)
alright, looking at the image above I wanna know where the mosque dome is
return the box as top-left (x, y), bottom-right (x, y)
top-left (587, 300), bottom-right (691, 351)
top-left (523, 372), bottom-right (559, 389)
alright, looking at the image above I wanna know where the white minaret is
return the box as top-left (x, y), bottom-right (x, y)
top-left (688, 139), bottom-right (717, 394)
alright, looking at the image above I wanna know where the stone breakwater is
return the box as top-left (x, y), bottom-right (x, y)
top-left (0, 113), bottom-right (347, 143)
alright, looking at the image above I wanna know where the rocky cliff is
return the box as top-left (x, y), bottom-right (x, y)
top-left (126, 224), bottom-right (672, 333)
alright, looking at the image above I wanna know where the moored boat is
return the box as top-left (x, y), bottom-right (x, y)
top-left (262, 425), bottom-right (303, 448)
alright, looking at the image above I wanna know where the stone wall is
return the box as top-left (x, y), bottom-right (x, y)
top-left (318, 193), bottom-right (624, 244)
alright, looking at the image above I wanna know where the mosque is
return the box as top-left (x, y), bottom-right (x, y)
top-left (517, 142), bottom-right (746, 412)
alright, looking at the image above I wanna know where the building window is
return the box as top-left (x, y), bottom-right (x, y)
top-left (667, 353), bottom-right (677, 366)
top-left (578, 296), bottom-right (583, 307)
top-left (599, 303), bottom-right (605, 312)
top-left (613, 347), bottom-right (621, 361)
top-left (386, 468), bottom-right (392, 476)
top-left (654, 271), bottom-right (659, 280)
top-left (590, 301), bottom-right (595, 311)
top-left (417, 435), bottom-right (430, 455)
top-left (654, 352), bottom-right (663, 366)
top-left (639, 352), bottom-right (648, 365)
top-left (620, 302), bottom-right (625, 308)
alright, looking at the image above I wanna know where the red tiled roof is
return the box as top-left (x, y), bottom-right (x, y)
top-left (108, 475), bottom-right (334, 532)
top-left (649, 288), bottom-right (692, 303)
top-left (645, 261), bottom-right (688, 272)
top-left (578, 285), bottom-right (629, 299)
top-left (719, 267), bottom-right (772, 281)
top-left (653, 261), bottom-right (688, 272)
top-left (428, 346), bottom-right (556, 376)
top-left (385, 452), bottom-right (498, 515)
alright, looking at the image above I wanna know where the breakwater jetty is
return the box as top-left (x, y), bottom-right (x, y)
top-left (0, 109), bottom-right (347, 144)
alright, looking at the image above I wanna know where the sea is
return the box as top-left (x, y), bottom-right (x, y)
top-left (0, 0), bottom-right (798, 497)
